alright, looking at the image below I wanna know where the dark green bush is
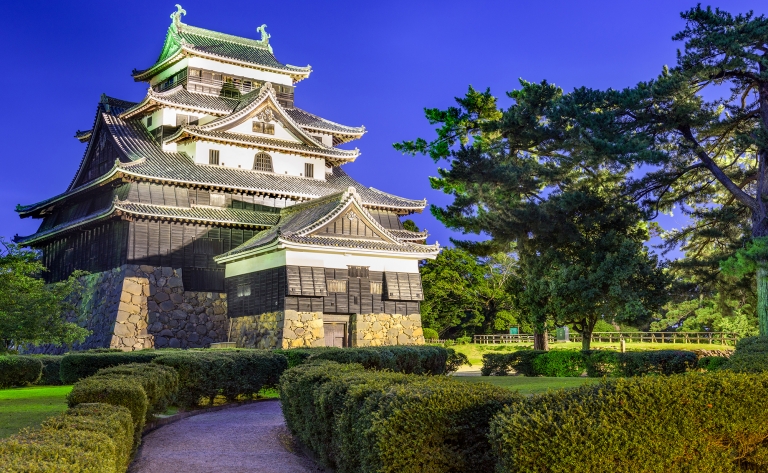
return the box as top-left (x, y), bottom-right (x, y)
top-left (67, 375), bottom-right (149, 449)
top-left (60, 350), bottom-right (166, 384)
top-left (280, 361), bottom-right (521, 473)
top-left (0, 356), bottom-right (42, 388)
top-left (698, 355), bottom-right (730, 372)
top-left (41, 403), bottom-right (134, 472)
top-left (92, 363), bottom-right (179, 419)
top-left (582, 350), bottom-right (619, 377)
top-left (489, 371), bottom-right (768, 472)
top-left (733, 336), bottom-right (768, 354)
top-left (616, 350), bottom-right (698, 376)
top-left (273, 348), bottom-right (319, 368)
top-left (153, 349), bottom-right (287, 408)
top-left (481, 351), bottom-right (546, 376)
top-left (306, 345), bottom-right (451, 375)
top-left (31, 356), bottom-right (63, 385)
top-left (532, 350), bottom-right (585, 377)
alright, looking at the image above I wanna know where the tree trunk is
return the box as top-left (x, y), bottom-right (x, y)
top-left (582, 330), bottom-right (592, 350)
top-left (533, 331), bottom-right (549, 351)
top-left (758, 265), bottom-right (768, 336)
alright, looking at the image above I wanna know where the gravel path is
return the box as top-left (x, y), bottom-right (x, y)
top-left (129, 400), bottom-right (322, 473)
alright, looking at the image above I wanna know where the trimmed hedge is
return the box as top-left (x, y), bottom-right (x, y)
top-left (0, 403), bottom-right (133, 473)
top-left (60, 350), bottom-right (167, 384)
top-left (489, 371), bottom-right (768, 472)
top-left (722, 336), bottom-right (768, 373)
top-left (90, 363), bottom-right (179, 419)
top-left (482, 349), bottom-right (698, 377)
top-left (305, 345), bottom-right (451, 374)
top-left (698, 355), bottom-right (730, 371)
top-left (280, 361), bottom-right (521, 472)
top-left (0, 356), bottom-right (42, 388)
top-left (32, 356), bottom-right (64, 385)
top-left (153, 349), bottom-right (287, 408)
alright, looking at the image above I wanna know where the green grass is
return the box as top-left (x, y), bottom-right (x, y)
top-left (454, 376), bottom-right (599, 395)
top-left (445, 341), bottom-right (735, 366)
top-left (0, 385), bottom-right (72, 438)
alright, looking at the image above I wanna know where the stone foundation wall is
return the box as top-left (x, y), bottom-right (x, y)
top-left (351, 313), bottom-right (425, 347)
top-left (282, 311), bottom-right (325, 348)
top-left (230, 311), bottom-right (284, 349)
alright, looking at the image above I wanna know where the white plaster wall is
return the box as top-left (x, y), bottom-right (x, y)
top-left (187, 57), bottom-right (295, 86)
top-left (184, 140), bottom-right (325, 180)
top-left (225, 248), bottom-right (422, 278)
top-left (228, 118), bottom-right (301, 142)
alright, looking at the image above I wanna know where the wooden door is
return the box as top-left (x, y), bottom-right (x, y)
top-left (324, 323), bottom-right (346, 348)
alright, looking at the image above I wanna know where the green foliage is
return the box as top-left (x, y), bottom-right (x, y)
top-left (152, 349), bottom-right (287, 408)
top-left (422, 327), bottom-right (439, 340)
top-left (532, 351), bottom-right (585, 377)
top-left (698, 356), bottom-right (730, 371)
top-left (279, 361), bottom-right (521, 472)
top-left (60, 350), bottom-right (166, 384)
top-left (0, 356), bottom-right (42, 388)
top-left (419, 248), bottom-right (520, 337)
top-left (41, 403), bottom-right (134, 472)
top-left (31, 356), bottom-right (63, 386)
top-left (273, 348), bottom-right (315, 368)
top-left (67, 376), bottom-right (148, 448)
top-left (0, 242), bottom-right (90, 352)
top-left (303, 346), bottom-right (451, 375)
top-left (721, 237), bottom-right (768, 278)
top-left (722, 336), bottom-right (768, 373)
top-left (445, 348), bottom-right (471, 372)
top-left (489, 372), bottom-right (768, 472)
top-left (481, 349), bottom-right (697, 377)
top-left (91, 364), bottom-right (178, 420)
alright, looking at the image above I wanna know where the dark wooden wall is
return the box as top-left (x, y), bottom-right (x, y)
top-left (40, 220), bottom-right (129, 283)
top-left (226, 265), bottom-right (421, 317)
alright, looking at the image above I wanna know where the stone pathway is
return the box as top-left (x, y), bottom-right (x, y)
top-left (129, 400), bottom-right (323, 473)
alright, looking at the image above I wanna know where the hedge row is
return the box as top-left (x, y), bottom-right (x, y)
top-left (490, 371), bottom-right (768, 472)
top-left (152, 349), bottom-right (287, 408)
top-left (275, 345), bottom-right (458, 374)
top-left (60, 350), bottom-right (168, 384)
top-left (280, 361), bottom-right (520, 472)
top-left (482, 349), bottom-right (698, 377)
top-left (0, 403), bottom-right (134, 473)
top-left (0, 356), bottom-right (42, 388)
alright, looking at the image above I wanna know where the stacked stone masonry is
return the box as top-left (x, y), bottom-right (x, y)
top-left (28, 265), bottom-right (425, 353)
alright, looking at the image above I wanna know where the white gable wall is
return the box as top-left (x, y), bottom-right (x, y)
top-left (228, 117), bottom-right (301, 142)
top-left (187, 57), bottom-right (294, 86)
top-left (225, 248), bottom-right (421, 278)
top-left (177, 140), bottom-right (326, 180)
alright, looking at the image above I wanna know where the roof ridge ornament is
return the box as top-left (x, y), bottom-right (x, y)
top-left (171, 4), bottom-right (186, 28)
top-left (256, 24), bottom-right (273, 53)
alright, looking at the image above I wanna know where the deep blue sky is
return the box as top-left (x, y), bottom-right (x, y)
top-left (1, 1), bottom-right (764, 257)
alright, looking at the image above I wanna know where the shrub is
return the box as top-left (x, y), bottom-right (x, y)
top-left (423, 327), bottom-right (439, 340)
top-left (41, 403), bottom-right (134, 472)
top-left (60, 350), bottom-right (166, 384)
top-left (67, 375), bottom-right (149, 449)
top-left (532, 350), bottom-right (585, 377)
top-left (582, 350), bottom-right (619, 377)
top-left (455, 335), bottom-right (472, 344)
top-left (30, 356), bottom-right (63, 385)
top-left (0, 356), bottom-right (42, 388)
top-left (446, 348), bottom-right (470, 373)
top-left (733, 336), bottom-right (768, 354)
top-left (481, 351), bottom-right (546, 376)
top-left (279, 361), bottom-right (521, 473)
top-left (489, 371), bottom-right (768, 472)
top-left (273, 348), bottom-right (318, 368)
top-left (153, 349), bottom-right (287, 408)
top-left (92, 363), bottom-right (179, 419)
top-left (698, 355), bottom-right (730, 372)
top-left (616, 350), bottom-right (698, 376)
top-left (0, 427), bottom-right (116, 473)
top-left (306, 346), bottom-right (450, 375)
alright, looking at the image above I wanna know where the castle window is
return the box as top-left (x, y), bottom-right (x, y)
top-left (176, 114), bottom-right (199, 126)
top-left (370, 281), bottom-right (383, 294)
top-left (252, 121), bottom-right (275, 134)
top-left (237, 284), bottom-right (251, 297)
top-left (146, 116), bottom-right (152, 127)
top-left (304, 163), bottom-right (314, 178)
top-left (209, 149), bottom-right (220, 165)
top-left (327, 279), bottom-right (347, 293)
top-left (254, 153), bottom-right (273, 172)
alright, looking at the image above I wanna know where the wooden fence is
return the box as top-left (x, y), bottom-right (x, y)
top-left (473, 332), bottom-right (740, 346)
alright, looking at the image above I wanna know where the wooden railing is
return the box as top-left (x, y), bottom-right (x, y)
top-left (473, 332), bottom-right (740, 346)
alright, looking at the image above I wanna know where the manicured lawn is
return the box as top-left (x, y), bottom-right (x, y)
top-left (0, 385), bottom-right (72, 438)
top-left (447, 341), bottom-right (735, 366)
top-left (454, 376), bottom-right (599, 395)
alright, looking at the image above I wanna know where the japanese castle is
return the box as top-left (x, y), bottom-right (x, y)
top-left (16, 6), bottom-right (438, 351)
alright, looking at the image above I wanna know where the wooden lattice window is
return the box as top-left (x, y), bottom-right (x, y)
top-left (327, 279), bottom-right (347, 293)
top-left (209, 149), bottom-right (220, 165)
top-left (252, 121), bottom-right (275, 134)
top-left (237, 284), bottom-right (251, 297)
top-left (253, 152), bottom-right (274, 172)
top-left (370, 281), bottom-right (383, 294)
top-left (304, 163), bottom-right (314, 178)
